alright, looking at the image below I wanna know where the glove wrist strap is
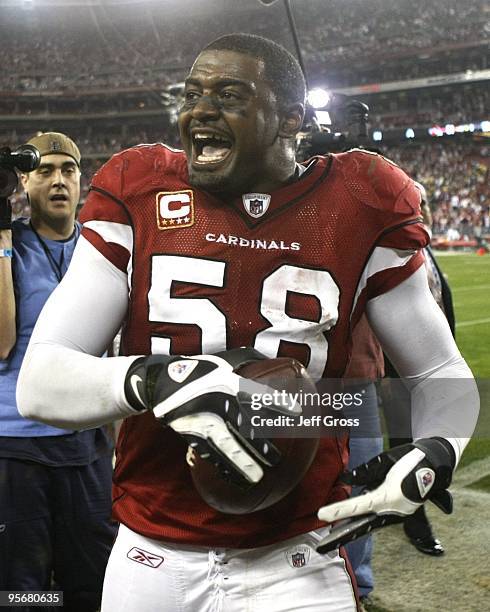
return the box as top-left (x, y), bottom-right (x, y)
top-left (413, 437), bottom-right (456, 488)
top-left (124, 355), bottom-right (176, 411)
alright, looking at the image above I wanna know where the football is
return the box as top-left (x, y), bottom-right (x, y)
top-left (189, 357), bottom-right (319, 514)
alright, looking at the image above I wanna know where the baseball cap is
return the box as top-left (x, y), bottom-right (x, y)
top-left (27, 132), bottom-right (81, 167)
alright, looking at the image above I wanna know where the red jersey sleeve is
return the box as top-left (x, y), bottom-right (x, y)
top-left (340, 150), bottom-right (430, 321)
top-left (79, 154), bottom-right (133, 273)
top-left (339, 149), bottom-right (429, 244)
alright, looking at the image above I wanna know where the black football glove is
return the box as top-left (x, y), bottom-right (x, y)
top-left (124, 348), bottom-right (301, 487)
top-left (316, 438), bottom-right (455, 554)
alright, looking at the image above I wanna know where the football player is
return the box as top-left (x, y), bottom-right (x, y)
top-left (17, 35), bottom-right (478, 612)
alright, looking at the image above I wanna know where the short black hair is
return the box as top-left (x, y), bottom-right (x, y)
top-left (201, 33), bottom-right (306, 110)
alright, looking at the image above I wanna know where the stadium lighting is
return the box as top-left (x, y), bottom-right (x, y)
top-left (372, 130), bottom-right (383, 142)
top-left (428, 126), bottom-right (444, 137)
top-left (429, 121), bottom-right (489, 137)
top-left (315, 110), bottom-right (332, 126)
top-left (307, 89), bottom-right (330, 109)
top-left (405, 128), bottom-right (415, 139)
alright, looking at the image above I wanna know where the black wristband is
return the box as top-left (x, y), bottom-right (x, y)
top-left (124, 354), bottom-right (192, 411)
top-left (124, 357), bottom-right (149, 411)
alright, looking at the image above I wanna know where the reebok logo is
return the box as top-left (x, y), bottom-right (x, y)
top-left (127, 547), bottom-right (164, 568)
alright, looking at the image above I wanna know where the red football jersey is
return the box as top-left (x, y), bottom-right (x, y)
top-left (80, 144), bottom-right (428, 547)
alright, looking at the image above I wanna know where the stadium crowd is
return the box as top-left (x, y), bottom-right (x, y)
top-left (367, 83), bottom-right (489, 129)
top-left (0, 0), bottom-right (487, 92)
top-left (387, 142), bottom-right (490, 241)
top-left (298, 0), bottom-right (488, 86)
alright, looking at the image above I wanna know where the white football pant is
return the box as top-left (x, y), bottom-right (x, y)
top-left (101, 523), bottom-right (357, 611)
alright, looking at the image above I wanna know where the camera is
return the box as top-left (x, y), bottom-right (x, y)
top-left (0, 144), bottom-right (40, 228)
top-left (297, 95), bottom-right (370, 159)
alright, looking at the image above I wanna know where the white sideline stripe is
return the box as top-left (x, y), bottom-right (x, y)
top-left (351, 246), bottom-right (416, 316)
top-left (433, 251), bottom-right (479, 256)
top-left (456, 317), bottom-right (490, 328)
top-left (83, 220), bottom-right (133, 253)
top-left (452, 284), bottom-right (490, 292)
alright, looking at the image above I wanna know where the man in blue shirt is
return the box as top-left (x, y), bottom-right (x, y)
top-left (0, 132), bottom-right (116, 611)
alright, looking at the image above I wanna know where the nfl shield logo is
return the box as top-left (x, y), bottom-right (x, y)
top-left (285, 544), bottom-right (311, 568)
top-left (416, 467), bottom-right (435, 497)
top-left (242, 193), bottom-right (271, 218)
top-left (422, 472), bottom-right (433, 487)
top-left (250, 199), bottom-right (263, 215)
top-left (292, 552), bottom-right (306, 567)
top-left (167, 359), bottom-right (199, 383)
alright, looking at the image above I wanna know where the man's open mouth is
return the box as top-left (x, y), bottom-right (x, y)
top-left (50, 194), bottom-right (68, 202)
top-left (191, 131), bottom-right (233, 166)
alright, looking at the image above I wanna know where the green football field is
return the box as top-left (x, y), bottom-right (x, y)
top-left (436, 252), bottom-right (490, 471)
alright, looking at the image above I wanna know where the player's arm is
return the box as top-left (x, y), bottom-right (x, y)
top-left (316, 264), bottom-right (479, 552)
top-left (367, 265), bottom-right (477, 459)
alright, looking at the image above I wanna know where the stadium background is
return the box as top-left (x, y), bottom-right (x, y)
top-left (1, 0), bottom-right (488, 610)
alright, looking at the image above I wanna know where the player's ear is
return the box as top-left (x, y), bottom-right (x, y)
top-left (278, 103), bottom-right (304, 138)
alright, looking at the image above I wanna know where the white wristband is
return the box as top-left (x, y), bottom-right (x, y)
top-left (0, 248), bottom-right (13, 258)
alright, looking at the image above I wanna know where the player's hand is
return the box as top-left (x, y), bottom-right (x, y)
top-left (315, 438), bottom-right (455, 554)
top-left (124, 348), bottom-right (301, 486)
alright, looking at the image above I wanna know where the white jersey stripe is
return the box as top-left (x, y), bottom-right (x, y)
top-left (351, 246), bottom-right (416, 316)
top-left (83, 220), bottom-right (133, 255)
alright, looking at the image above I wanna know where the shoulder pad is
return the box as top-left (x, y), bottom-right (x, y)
top-left (90, 144), bottom-right (187, 201)
top-left (335, 149), bottom-right (421, 217)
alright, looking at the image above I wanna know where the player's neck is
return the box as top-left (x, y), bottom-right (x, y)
top-left (244, 154), bottom-right (298, 196)
top-left (30, 214), bottom-right (76, 241)
top-left (262, 146), bottom-right (299, 190)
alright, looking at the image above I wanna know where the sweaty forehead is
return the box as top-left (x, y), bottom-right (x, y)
top-left (189, 49), bottom-right (267, 87)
